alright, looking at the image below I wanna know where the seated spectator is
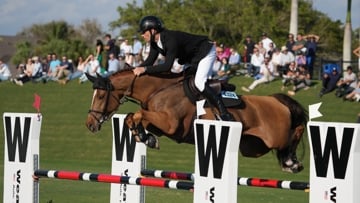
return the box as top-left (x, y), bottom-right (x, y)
top-left (343, 77), bottom-right (360, 101)
top-left (242, 56), bottom-right (274, 92)
top-left (319, 67), bottom-right (341, 97)
top-left (295, 50), bottom-right (306, 67)
top-left (13, 56), bottom-right (43, 86)
top-left (0, 59), bottom-right (11, 82)
top-left (58, 56), bottom-right (89, 84)
top-left (102, 52), bottom-right (121, 77)
top-left (228, 48), bottom-right (241, 70)
top-left (214, 57), bottom-right (231, 80)
top-left (79, 54), bottom-right (100, 83)
top-left (54, 56), bottom-right (72, 80)
top-left (278, 46), bottom-right (295, 76)
top-left (281, 61), bottom-right (297, 90)
top-left (246, 47), bottom-right (264, 77)
top-left (335, 66), bottom-right (357, 97)
top-left (287, 65), bottom-right (311, 96)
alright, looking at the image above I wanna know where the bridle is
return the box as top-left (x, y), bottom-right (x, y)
top-left (87, 78), bottom-right (128, 126)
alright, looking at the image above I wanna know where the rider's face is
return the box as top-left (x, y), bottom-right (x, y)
top-left (141, 30), bottom-right (152, 42)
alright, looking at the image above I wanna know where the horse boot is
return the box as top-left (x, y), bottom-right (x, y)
top-left (201, 84), bottom-right (235, 121)
top-left (136, 123), bottom-right (149, 142)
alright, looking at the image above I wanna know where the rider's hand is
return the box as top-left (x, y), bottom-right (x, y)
top-left (133, 67), bottom-right (146, 76)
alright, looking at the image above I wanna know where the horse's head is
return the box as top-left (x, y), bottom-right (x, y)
top-left (85, 73), bottom-right (124, 132)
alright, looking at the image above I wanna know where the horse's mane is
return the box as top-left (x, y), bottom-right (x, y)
top-left (110, 65), bottom-right (185, 79)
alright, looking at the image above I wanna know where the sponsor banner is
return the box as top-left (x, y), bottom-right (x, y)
top-left (193, 119), bottom-right (242, 203)
top-left (3, 113), bottom-right (41, 203)
top-left (307, 122), bottom-right (360, 203)
top-left (110, 114), bottom-right (146, 203)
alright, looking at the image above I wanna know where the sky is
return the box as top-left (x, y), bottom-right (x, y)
top-left (0, 0), bottom-right (359, 36)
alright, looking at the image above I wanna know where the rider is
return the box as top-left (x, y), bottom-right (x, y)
top-left (132, 15), bottom-right (235, 121)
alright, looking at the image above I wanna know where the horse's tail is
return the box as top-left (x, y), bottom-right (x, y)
top-left (272, 93), bottom-right (308, 173)
top-left (272, 93), bottom-right (308, 128)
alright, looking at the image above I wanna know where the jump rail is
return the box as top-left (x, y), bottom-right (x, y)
top-left (141, 169), bottom-right (309, 191)
top-left (34, 169), bottom-right (194, 191)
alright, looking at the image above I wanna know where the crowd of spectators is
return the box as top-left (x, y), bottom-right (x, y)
top-left (0, 31), bottom-right (359, 103)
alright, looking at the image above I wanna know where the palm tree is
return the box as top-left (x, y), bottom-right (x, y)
top-left (343, 0), bottom-right (352, 70)
top-left (289, 0), bottom-right (298, 38)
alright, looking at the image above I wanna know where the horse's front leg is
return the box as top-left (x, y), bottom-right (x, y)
top-left (124, 112), bottom-right (159, 149)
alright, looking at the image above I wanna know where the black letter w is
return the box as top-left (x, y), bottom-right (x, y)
top-left (5, 116), bottom-right (31, 162)
top-left (309, 125), bottom-right (354, 179)
top-left (113, 117), bottom-right (136, 162)
top-left (196, 123), bottom-right (229, 179)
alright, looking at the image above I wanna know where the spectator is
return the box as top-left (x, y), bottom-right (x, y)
top-left (281, 61), bottom-right (297, 90)
top-left (54, 56), bottom-right (71, 80)
top-left (104, 34), bottom-right (118, 69)
top-left (13, 56), bottom-right (43, 86)
top-left (79, 54), bottom-right (99, 83)
top-left (305, 34), bottom-right (320, 78)
top-left (278, 46), bottom-right (295, 76)
top-left (242, 56), bottom-right (274, 92)
top-left (286, 33), bottom-right (296, 54)
top-left (353, 46), bottom-right (360, 71)
top-left (319, 67), bottom-right (341, 97)
top-left (243, 35), bottom-right (256, 64)
top-left (336, 66), bottom-right (357, 97)
top-left (295, 50), bottom-right (306, 67)
top-left (0, 59), bottom-right (11, 82)
top-left (256, 41), bottom-right (266, 57)
top-left (266, 42), bottom-right (275, 59)
top-left (47, 53), bottom-right (61, 81)
top-left (102, 52), bottom-right (121, 77)
top-left (343, 82), bottom-right (360, 101)
top-left (141, 41), bottom-right (151, 62)
top-left (123, 39), bottom-right (133, 65)
top-left (132, 35), bottom-right (143, 66)
top-left (95, 39), bottom-right (106, 70)
top-left (215, 57), bottom-right (231, 80)
top-left (246, 47), bottom-right (264, 77)
top-left (287, 65), bottom-right (311, 96)
top-left (261, 32), bottom-right (276, 53)
top-left (228, 47), bottom-right (240, 71)
top-left (292, 33), bottom-right (307, 54)
top-left (58, 56), bottom-right (88, 84)
top-left (270, 48), bottom-right (281, 76)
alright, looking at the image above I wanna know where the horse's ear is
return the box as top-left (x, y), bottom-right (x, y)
top-left (96, 72), bottom-right (103, 78)
top-left (85, 73), bottom-right (96, 83)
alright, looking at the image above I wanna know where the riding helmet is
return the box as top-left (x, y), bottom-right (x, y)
top-left (138, 16), bottom-right (164, 33)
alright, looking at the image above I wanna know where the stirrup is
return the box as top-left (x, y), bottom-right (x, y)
top-left (220, 113), bottom-right (235, 121)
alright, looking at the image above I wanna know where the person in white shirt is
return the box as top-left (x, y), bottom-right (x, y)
top-left (242, 56), bottom-right (274, 92)
top-left (247, 47), bottom-right (264, 77)
top-left (0, 59), bottom-right (11, 81)
top-left (279, 46), bottom-right (295, 75)
top-left (261, 32), bottom-right (276, 53)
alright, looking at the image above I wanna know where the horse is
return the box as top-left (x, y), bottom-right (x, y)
top-left (85, 67), bottom-right (307, 173)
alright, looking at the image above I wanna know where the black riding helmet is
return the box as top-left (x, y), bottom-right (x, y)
top-left (138, 16), bottom-right (164, 34)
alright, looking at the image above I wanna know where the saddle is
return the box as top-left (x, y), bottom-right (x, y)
top-left (183, 75), bottom-right (243, 108)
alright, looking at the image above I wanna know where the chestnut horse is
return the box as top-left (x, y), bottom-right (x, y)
top-left (85, 68), bottom-right (307, 173)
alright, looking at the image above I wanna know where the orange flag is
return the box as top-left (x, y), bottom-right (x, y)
top-left (33, 93), bottom-right (41, 112)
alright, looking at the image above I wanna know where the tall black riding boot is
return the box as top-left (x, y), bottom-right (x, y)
top-left (201, 85), bottom-right (235, 121)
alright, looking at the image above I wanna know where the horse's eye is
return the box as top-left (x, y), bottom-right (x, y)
top-left (98, 95), bottom-right (105, 99)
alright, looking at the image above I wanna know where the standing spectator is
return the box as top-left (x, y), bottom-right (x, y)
top-left (305, 34), bottom-right (320, 78)
top-left (353, 46), bottom-right (360, 71)
top-left (243, 35), bottom-right (256, 64)
top-left (247, 47), bottom-right (264, 77)
top-left (319, 67), bottom-right (341, 97)
top-left (104, 34), bottom-right (118, 70)
top-left (287, 64), bottom-right (312, 96)
top-left (132, 35), bottom-right (143, 66)
top-left (141, 41), bottom-right (151, 62)
top-left (95, 39), bottom-right (106, 70)
top-left (261, 32), bottom-right (276, 53)
top-left (292, 33), bottom-right (307, 54)
top-left (0, 59), bottom-right (11, 82)
top-left (286, 33), bottom-right (296, 54)
top-left (123, 39), bottom-right (133, 65)
top-left (242, 56), bottom-right (275, 92)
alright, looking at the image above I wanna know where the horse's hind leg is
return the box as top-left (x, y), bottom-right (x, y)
top-left (277, 125), bottom-right (305, 173)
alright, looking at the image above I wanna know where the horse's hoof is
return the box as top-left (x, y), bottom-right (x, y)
top-left (138, 132), bottom-right (148, 142)
top-left (282, 162), bottom-right (303, 173)
top-left (146, 134), bottom-right (159, 149)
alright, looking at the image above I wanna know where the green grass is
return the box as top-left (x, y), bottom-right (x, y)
top-left (0, 75), bottom-right (358, 203)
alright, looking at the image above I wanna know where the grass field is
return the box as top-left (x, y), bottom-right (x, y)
top-left (0, 75), bottom-right (357, 203)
